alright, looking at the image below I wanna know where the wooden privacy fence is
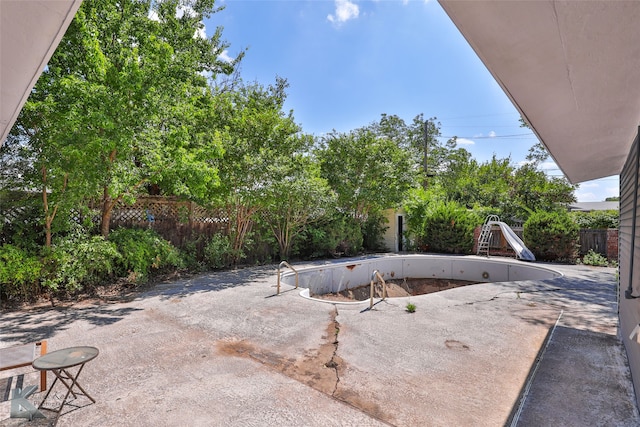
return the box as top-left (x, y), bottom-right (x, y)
top-left (108, 196), bottom-right (228, 248)
top-left (579, 229), bottom-right (618, 257)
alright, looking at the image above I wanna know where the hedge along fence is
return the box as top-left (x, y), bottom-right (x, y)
top-left (108, 196), bottom-right (228, 249)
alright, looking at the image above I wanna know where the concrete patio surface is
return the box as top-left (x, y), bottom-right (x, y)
top-left (0, 257), bottom-right (638, 426)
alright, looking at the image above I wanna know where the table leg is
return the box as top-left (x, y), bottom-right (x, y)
top-left (38, 363), bottom-right (94, 414)
top-left (36, 375), bottom-right (59, 409)
top-left (61, 366), bottom-right (95, 403)
top-left (54, 369), bottom-right (79, 400)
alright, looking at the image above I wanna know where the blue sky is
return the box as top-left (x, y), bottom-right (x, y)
top-left (203, 0), bottom-right (619, 202)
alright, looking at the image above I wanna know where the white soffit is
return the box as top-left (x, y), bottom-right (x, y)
top-left (0, 0), bottom-right (82, 146)
top-left (439, 0), bottom-right (640, 184)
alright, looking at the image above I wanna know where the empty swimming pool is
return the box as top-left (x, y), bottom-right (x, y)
top-left (278, 254), bottom-right (562, 304)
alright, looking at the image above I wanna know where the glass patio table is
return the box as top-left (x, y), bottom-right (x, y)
top-left (32, 346), bottom-right (99, 415)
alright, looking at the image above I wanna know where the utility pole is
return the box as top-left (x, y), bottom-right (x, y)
top-left (423, 119), bottom-right (429, 189)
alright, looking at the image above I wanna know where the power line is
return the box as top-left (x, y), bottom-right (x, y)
top-left (437, 112), bottom-right (520, 121)
top-left (437, 133), bottom-right (536, 140)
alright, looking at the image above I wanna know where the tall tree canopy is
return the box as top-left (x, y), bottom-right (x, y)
top-left (316, 125), bottom-right (415, 220)
top-left (9, 0), bottom-right (242, 239)
top-left (207, 77), bottom-right (304, 261)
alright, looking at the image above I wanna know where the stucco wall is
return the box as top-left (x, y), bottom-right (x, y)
top-left (381, 209), bottom-right (406, 252)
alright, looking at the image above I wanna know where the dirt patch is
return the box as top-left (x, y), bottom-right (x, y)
top-left (217, 309), bottom-right (342, 395)
top-left (312, 277), bottom-right (479, 302)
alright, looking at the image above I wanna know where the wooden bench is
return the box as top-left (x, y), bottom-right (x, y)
top-left (0, 341), bottom-right (47, 392)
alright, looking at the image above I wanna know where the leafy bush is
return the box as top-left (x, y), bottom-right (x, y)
top-left (330, 214), bottom-right (363, 256)
top-left (0, 244), bottom-right (42, 301)
top-left (0, 192), bottom-right (43, 249)
top-left (571, 210), bottom-right (619, 229)
top-left (42, 234), bottom-right (121, 293)
top-left (203, 233), bottom-right (234, 269)
top-left (294, 212), bottom-right (363, 259)
top-left (109, 228), bottom-right (183, 283)
top-left (295, 225), bottom-right (338, 259)
top-left (581, 249), bottom-right (609, 267)
top-left (362, 212), bottom-right (388, 252)
top-left (179, 233), bottom-right (207, 271)
top-left (421, 201), bottom-right (481, 254)
top-left (524, 210), bottom-right (579, 261)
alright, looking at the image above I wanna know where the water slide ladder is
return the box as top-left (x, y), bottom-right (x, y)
top-left (477, 215), bottom-right (499, 257)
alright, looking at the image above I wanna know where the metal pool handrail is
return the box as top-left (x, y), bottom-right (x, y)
top-left (370, 270), bottom-right (387, 309)
top-left (277, 261), bottom-right (298, 295)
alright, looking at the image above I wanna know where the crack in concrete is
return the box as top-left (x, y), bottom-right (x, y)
top-left (216, 308), bottom-right (397, 426)
top-left (459, 287), bottom-right (571, 306)
top-left (326, 306), bottom-right (341, 397)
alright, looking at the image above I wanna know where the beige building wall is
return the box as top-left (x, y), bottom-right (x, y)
top-left (382, 208), bottom-right (406, 253)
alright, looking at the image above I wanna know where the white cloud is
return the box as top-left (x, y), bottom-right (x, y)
top-left (580, 182), bottom-right (600, 189)
top-left (488, 130), bottom-right (497, 138)
top-left (195, 24), bottom-right (207, 39)
top-left (576, 191), bottom-right (599, 202)
top-left (457, 138), bottom-right (475, 146)
top-left (605, 186), bottom-right (619, 197)
top-left (328, 0), bottom-right (359, 24)
top-left (219, 50), bottom-right (234, 63)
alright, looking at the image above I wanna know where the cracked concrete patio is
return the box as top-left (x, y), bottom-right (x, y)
top-left (0, 257), bottom-right (638, 426)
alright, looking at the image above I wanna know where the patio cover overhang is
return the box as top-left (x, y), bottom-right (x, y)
top-left (0, 0), bottom-right (82, 146)
top-left (439, 0), bottom-right (640, 184)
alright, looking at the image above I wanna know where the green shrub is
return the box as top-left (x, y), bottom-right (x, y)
top-left (179, 234), bottom-right (206, 271)
top-left (524, 210), bottom-right (579, 262)
top-left (109, 228), bottom-right (183, 283)
top-left (571, 210), bottom-right (619, 229)
top-left (0, 193), bottom-right (44, 249)
top-left (295, 225), bottom-right (337, 259)
top-left (421, 201), bottom-right (481, 254)
top-left (331, 214), bottom-right (363, 256)
top-left (362, 212), bottom-right (388, 252)
top-left (0, 244), bottom-right (42, 301)
top-left (295, 213), bottom-right (363, 258)
top-left (581, 249), bottom-right (609, 267)
top-left (203, 233), bottom-right (234, 269)
top-left (42, 234), bottom-right (121, 293)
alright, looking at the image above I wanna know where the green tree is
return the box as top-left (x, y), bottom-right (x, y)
top-left (261, 150), bottom-right (335, 259)
top-left (13, 0), bottom-right (241, 239)
top-left (5, 76), bottom-right (97, 247)
top-left (209, 78), bottom-right (302, 263)
top-left (316, 127), bottom-right (414, 221)
top-left (512, 163), bottom-right (576, 217)
top-left (370, 113), bottom-right (457, 187)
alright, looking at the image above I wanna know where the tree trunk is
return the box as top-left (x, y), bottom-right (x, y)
top-left (101, 186), bottom-right (113, 238)
top-left (41, 169), bottom-right (52, 248)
